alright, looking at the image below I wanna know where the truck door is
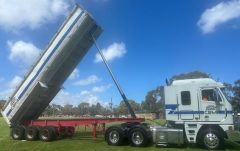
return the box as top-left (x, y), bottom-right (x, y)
top-left (177, 89), bottom-right (198, 120)
top-left (200, 88), bottom-right (226, 122)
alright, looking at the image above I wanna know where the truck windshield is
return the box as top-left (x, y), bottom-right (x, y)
top-left (220, 88), bottom-right (231, 101)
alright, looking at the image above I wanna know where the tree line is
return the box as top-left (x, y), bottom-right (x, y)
top-left (0, 71), bottom-right (240, 117)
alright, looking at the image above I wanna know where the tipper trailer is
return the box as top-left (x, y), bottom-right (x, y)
top-left (1, 5), bottom-right (102, 125)
top-left (1, 4), bottom-right (143, 142)
top-left (1, 4), bottom-right (240, 150)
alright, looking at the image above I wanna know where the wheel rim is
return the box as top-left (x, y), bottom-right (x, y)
top-left (109, 130), bottom-right (120, 144)
top-left (27, 129), bottom-right (34, 139)
top-left (131, 131), bottom-right (143, 145)
top-left (13, 129), bottom-right (20, 138)
top-left (42, 129), bottom-right (49, 140)
top-left (204, 132), bottom-right (219, 149)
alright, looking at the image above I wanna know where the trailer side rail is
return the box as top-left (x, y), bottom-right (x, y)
top-left (23, 118), bottom-right (145, 138)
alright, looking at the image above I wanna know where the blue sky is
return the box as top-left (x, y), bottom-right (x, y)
top-left (0, 0), bottom-right (240, 107)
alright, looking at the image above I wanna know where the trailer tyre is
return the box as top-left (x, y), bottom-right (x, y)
top-left (25, 126), bottom-right (38, 141)
top-left (65, 126), bottom-right (75, 137)
top-left (39, 127), bottom-right (55, 141)
top-left (11, 126), bottom-right (25, 140)
top-left (105, 126), bottom-right (125, 146)
top-left (49, 126), bottom-right (58, 138)
top-left (198, 128), bottom-right (224, 150)
top-left (129, 127), bottom-right (149, 147)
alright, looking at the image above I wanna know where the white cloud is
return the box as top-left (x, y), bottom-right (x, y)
top-left (0, 76), bottom-right (22, 100)
top-left (0, 0), bottom-right (72, 31)
top-left (69, 69), bottom-right (80, 80)
top-left (8, 41), bottom-right (41, 67)
top-left (9, 76), bottom-right (23, 89)
top-left (73, 75), bottom-right (100, 86)
top-left (94, 42), bottom-right (127, 63)
top-left (0, 89), bottom-right (13, 100)
top-left (79, 92), bottom-right (100, 105)
top-left (53, 83), bottom-right (112, 106)
top-left (198, 0), bottom-right (240, 34)
top-left (53, 90), bottom-right (107, 106)
top-left (80, 90), bottom-right (91, 95)
top-left (92, 84), bottom-right (112, 93)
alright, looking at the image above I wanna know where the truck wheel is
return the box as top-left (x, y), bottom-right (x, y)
top-left (25, 126), bottom-right (38, 141)
top-left (199, 128), bottom-right (224, 150)
top-left (39, 127), bottom-right (55, 141)
top-left (129, 127), bottom-right (149, 147)
top-left (11, 126), bottom-right (25, 140)
top-left (105, 126), bottom-right (125, 146)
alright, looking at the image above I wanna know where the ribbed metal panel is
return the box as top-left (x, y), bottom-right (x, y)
top-left (2, 5), bottom-right (102, 125)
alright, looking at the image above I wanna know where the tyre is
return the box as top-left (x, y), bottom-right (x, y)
top-left (105, 126), bottom-right (125, 146)
top-left (128, 127), bottom-right (150, 147)
top-left (65, 126), bottom-right (75, 137)
top-left (59, 127), bottom-right (67, 137)
top-left (198, 128), bottom-right (224, 150)
top-left (39, 126), bottom-right (55, 141)
top-left (49, 126), bottom-right (58, 138)
top-left (11, 126), bottom-right (25, 140)
top-left (25, 126), bottom-right (39, 141)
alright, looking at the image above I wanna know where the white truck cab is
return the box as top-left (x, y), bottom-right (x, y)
top-left (164, 78), bottom-right (234, 149)
top-left (165, 78), bottom-right (233, 123)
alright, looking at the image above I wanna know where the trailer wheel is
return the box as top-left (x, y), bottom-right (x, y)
top-left (39, 127), bottom-right (55, 141)
top-left (65, 126), bottom-right (75, 137)
top-left (49, 126), bottom-right (58, 138)
top-left (129, 127), bottom-right (149, 147)
top-left (198, 128), bottom-right (224, 150)
top-left (11, 126), bottom-right (25, 140)
top-left (105, 126), bottom-right (125, 146)
top-left (25, 126), bottom-right (38, 141)
top-left (59, 127), bottom-right (67, 137)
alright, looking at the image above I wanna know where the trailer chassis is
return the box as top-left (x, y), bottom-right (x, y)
top-left (10, 118), bottom-right (144, 141)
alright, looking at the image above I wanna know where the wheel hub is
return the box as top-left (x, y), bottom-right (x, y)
top-left (13, 129), bottom-right (20, 138)
top-left (27, 130), bottom-right (34, 139)
top-left (109, 131), bottom-right (119, 144)
top-left (132, 131), bottom-right (143, 145)
top-left (204, 132), bottom-right (219, 149)
top-left (42, 130), bottom-right (49, 140)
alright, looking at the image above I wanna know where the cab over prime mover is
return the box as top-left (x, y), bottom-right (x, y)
top-left (105, 78), bottom-right (237, 150)
top-left (1, 4), bottom-right (239, 150)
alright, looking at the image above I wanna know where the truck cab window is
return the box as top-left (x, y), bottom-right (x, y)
top-left (202, 89), bottom-right (222, 102)
top-left (181, 91), bottom-right (191, 105)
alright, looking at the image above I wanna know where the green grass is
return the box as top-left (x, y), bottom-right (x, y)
top-left (0, 117), bottom-right (240, 151)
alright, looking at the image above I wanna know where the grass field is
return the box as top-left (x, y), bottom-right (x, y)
top-left (0, 117), bottom-right (240, 151)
